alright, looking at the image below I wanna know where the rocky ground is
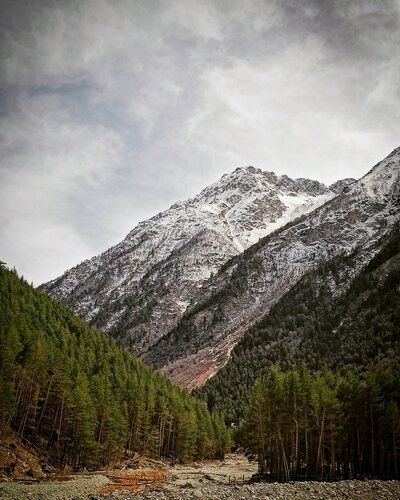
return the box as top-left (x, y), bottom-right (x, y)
top-left (1, 454), bottom-right (400, 499)
top-left (97, 480), bottom-right (400, 500)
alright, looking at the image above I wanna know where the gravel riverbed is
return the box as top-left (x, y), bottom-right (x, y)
top-left (97, 480), bottom-right (400, 500)
top-left (1, 454), bottom-right (400, 499)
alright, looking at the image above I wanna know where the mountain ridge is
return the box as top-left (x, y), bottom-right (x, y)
top-left (144, 148), bottom-right (400, 387)
top-left (41, 148), bottom-right (400, 389)
top-left (41, 167), bottom-right (336, 353)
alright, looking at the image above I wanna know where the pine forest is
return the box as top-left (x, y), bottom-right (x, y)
top-left (0, 264), bottom-right (230, 470)
top-left (241, 364), bottom-right (400, 481)
top-left (197, 227), bottom-right (400, 480)
top-left (1, 227), bottom-right (399, 481)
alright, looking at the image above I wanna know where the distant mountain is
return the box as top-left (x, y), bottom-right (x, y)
top-left (41, 168), bottom-right (334, 353)
top-left (144, 148), bottom-right (400, 388)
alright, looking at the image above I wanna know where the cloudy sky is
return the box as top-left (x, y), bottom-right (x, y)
top-left (1, 0), bottom-right (399, 285)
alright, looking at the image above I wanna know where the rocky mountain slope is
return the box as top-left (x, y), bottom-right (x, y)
top-left (196, 225), bottom-right (400, 423)
top-left (41, 148), bottom-right (399, 389)
top-left (144, 147), bottom-right (400, 388)
top-left (41, 168), bottom-right (334, 353)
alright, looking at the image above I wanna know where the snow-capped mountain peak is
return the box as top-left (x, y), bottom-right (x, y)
top-left (143, 148), bottom-right (400, 388)
top-left (192, 167), bottom-right (334, 250)
top-left (41, 149), bottom-right (400, 389)
top-left (41, 167), bottom-right (335, 352)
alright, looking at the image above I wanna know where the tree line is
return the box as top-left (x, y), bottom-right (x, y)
top-left (0, 264), bottom-right (230, 470)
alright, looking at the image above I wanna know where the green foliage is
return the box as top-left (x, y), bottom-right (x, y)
top-left (0, 266), bottom-right (228, 469)
top-left (241, 365), bottom-right (400, 481)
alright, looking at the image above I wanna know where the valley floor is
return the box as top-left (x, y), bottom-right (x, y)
top-left (1, 454), bottom-right (400, 499)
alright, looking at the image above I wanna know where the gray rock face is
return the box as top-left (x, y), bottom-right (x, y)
top-left (329, 178), bottom-right (356, 194)
top-left (40, 167), bottom-right (333, 354)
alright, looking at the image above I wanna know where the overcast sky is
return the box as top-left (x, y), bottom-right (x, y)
top-left (1, 0), bottom-right (399, 285)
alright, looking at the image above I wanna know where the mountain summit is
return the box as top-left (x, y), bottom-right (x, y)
top-left (41, 168), bottom-right (335, 352)
top-left (42, 149), bottom-right (399, 389)
top-left (144, 148), bottom-right (400, 387)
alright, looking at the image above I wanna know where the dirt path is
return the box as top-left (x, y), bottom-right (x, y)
top-left (1, 454), bottom-right (400, 499)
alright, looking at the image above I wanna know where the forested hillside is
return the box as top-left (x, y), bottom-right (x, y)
top-left (197, 227), bottom-right (400, 424)
top-left (241, 364), bottom-right (400, 481)
top-left (0, 265), bottom-right (229, 470)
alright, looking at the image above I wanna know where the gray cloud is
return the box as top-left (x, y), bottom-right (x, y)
top-left (1, 0), bottom-right (399, 284)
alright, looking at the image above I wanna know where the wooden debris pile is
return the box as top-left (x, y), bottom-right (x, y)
top-left (100, 469), bottom-right (166, 494)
